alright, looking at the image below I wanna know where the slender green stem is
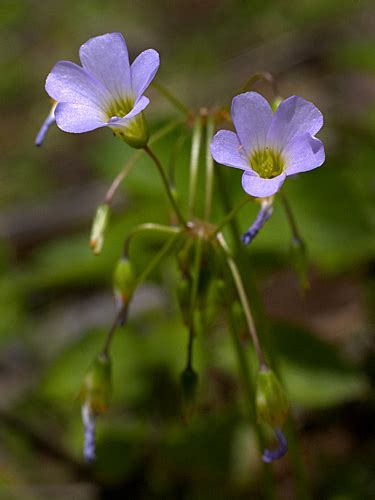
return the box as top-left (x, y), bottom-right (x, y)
top-left (133, 232), bottom-right (182, 290)
top-left (104, 152), bottom-right (141, 204)
top-left (217, 232), bottom-right (266, 367)
top-left (151, 81), bottom-right (190, 115)
top-left (169, 131), bottom-right (189, 186)
top-left (239, 71), bottom-right (279, 99)
top-left (280, 193), bottom-right (304, 244)
top-left (101, 232), bottom-right (182, 356)
top-left (210, 195), bottom-right (252, 240)
top-left (143, 145), bottom-right (187, 227)
top-left (123, 223), bottom-right (181, 257)
top-left (101, 304), bottom-right (128, 357)
top-left (187, 237), bottom-right (204, 368)
top-left (204, 116), bottom-right (215, 220)
top-left (285, 418), bottom-right (312, 500)
top-left (188, 117), bottom-right (203, 218)
top-left (228, 308), bottom-right (276, 500)
top-left (104, 120), bottom-right (183, 205)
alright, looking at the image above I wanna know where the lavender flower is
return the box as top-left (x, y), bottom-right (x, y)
top-left (45, 33), bottom-right (160, 148)
top-left (210, 92), bottom-right (325, 197)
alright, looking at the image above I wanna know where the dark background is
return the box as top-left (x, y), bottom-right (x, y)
top-left (0, 1), bottom-right (374, 498)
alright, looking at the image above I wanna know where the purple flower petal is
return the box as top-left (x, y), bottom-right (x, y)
top-left (79, 33), bottom-right (132, 102)
top-left (131, 49), bottom-right (160, 99)
top-left (46, 61), bottom-right (110, 109)
top-left (55, 102), bottom-right (107, 133)
top-left (231, 92), bottom-right (273, 155)
top-left (262, 428), bottom-right (288, 463)
top-left (210, 130), bottom-right (252, 171)
top-left (107, 95), bottom-right (150, 126)
top-left (267, 96), bottom-right (323, 150)
top-left (241, 171), bottom-right (286, 197)
top-left (284, 134), bottom-right (325, 175)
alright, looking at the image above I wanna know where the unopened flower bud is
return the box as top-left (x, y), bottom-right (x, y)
top-left (256, 367), bottom-right (288, 428)
top-left (180, 366), bottom-right (199, 421)
top-left (113, 257), bottom-right (136, 307)
top-left (80, 354), bottom-right (112, 414)
top-left (90, 204), bottom-right (111, 255)
top-left (35, 100), bottom-right (57, 147)
top-left (111, 112), bottom-right (149, 149)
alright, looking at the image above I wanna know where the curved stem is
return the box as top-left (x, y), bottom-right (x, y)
top-left (204, 116), bottom-right (215, 220)
top-left (104, 151), bottom-right (141, 204)
top-left (104, 120), bottom-right (184, 205)
top-left (210, 195), bottom-right (252, 240)
top-left (227, 308), bottom-right (276, 500)
top-left (123, 223), bottom-right (181, 257)
top-left (280, 192), bottom-right (303, 244)
top-left (143, 145), bottom-right (187, 227)
top-left (239, 71), bottom-right (279, 99)
top-left (188, 117), bottom-right (203, 218)
top-left (187, 236), bottom-right (204, 368)
top-left (217, 232), bottom-right (266, 367)
top-left (133, 232), bottom-right (182, 290)
top-left (101, 304), bottom-right (128, 357)
top-left (151, 81), bottom-right (190, 115)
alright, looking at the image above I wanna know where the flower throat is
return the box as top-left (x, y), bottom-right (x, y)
top-left (250, 148), bottom-right (284, 179)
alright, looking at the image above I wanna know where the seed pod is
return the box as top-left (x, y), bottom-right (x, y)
top-left (256, 367), bottom-right (289, 428)
top-left (80, 354), bottom-right (112, 415)
top-left (113, 257), bottom-right (136, 306)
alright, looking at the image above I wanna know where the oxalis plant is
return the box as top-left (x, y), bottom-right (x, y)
top-left (36, 32), bottom-right (325, 480)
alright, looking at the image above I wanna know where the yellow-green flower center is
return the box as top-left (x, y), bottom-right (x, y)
top-left (250, 148), bottom-right (284, 179)
top-left (106, 97), bottom-right (134, 120)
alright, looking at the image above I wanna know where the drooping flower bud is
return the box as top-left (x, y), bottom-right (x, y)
top-left (90, 204), bottom-right (111, 255)
top-left (80, 354), bottom-right (112, 463)
top-left (180, 366), bottom-right (199, 421)
top-left (113, 257), bottom-right (136, 308)
top-left (256, 367), bottom-right (289, 428)
top-left (80, 354), bottom-right (112, 415)
top-left (35, 100), bottom-right (57, 147)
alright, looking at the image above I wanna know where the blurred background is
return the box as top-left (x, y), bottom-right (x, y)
top-left (1, 0), bottom-right (374, 498)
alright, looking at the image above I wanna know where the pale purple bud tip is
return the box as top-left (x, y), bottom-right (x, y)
top-left (82, 404), bottom-right (96, 463)
top-left (241, 200), bottom-right (273, 245)
top-left (262, 428), bottom-right (288, 463)
top-left (35, 103), bottom-right (57, 147)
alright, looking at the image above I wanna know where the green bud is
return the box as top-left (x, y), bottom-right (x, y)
top-left (180, 366), bottom-right (198, 420)
top-left (290, 236), bottom-right (310, 291)
top-left (90, 204), bottom-right (110, 255)
top-left (80, 354), bottom-right (112, 414)
top-left (256, 368), bottom-right (289, 428)
top-left (271, 96), bottom-right (283, 112)
top-left (113, 257), bottom-right (136, 305)
top-left (111, 112), bottom-right (149, 149)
